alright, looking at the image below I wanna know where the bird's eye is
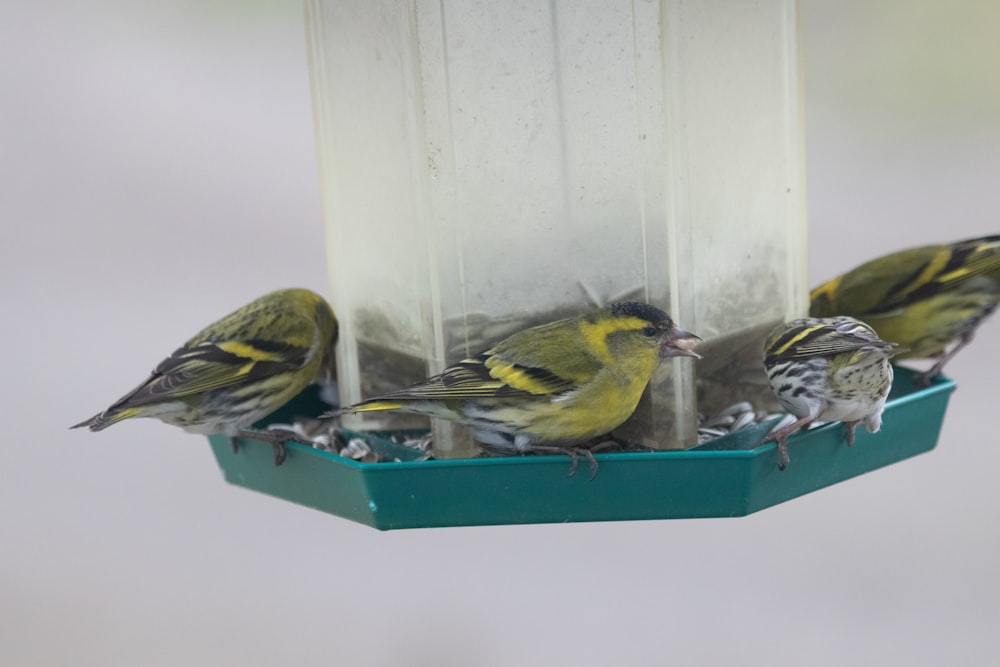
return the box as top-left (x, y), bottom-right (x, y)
top-left (641, 326), bottom-right (658, 337)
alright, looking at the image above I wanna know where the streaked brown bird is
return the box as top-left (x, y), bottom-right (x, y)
top-left (762, 316), bottom-right (899, 470)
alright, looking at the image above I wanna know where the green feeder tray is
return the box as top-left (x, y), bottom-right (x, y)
top-left (210, 367), bottom-right (954, 530)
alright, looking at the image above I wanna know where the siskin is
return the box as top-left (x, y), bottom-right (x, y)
top-left (762, 316), bottom-right (899, 470)
top-left (810, 235), bottom-right (1000, 386)
top-left (330, 301), bottom-right (701, 474)
top-left (72, 288), bottom-right (338, 465)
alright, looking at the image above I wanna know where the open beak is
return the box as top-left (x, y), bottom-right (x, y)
top-left (662, 327), bottom-right (702, 359)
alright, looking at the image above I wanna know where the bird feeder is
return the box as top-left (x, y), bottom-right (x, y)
top-left (309, 0), bottom-right (807, 454)
top-left (213, 369), bottom-right (953, 529)
top-left (210, 0), bottom-right (954, 527)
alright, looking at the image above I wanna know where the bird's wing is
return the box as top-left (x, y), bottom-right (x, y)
top-left (769, 322), bottom-right (888, 361)
top-left (888, 235), bottom-right (1000, 310)
top-left (112, 339), bottom-right (312, 407)
top-left (351, 350), bottom-right (580, 406)
top-left (481, 320), bottom-right (600, 396)
top-left (481, 354), bottom-right (579, 397)
top-left (821, 236), bottom-right (1000, 316)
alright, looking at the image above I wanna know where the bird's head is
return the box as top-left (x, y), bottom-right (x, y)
top-left (592, 302), bottom-right (702, 362)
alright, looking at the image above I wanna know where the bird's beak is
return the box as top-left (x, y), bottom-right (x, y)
top-left (662, 327), bottom-right (702, 359)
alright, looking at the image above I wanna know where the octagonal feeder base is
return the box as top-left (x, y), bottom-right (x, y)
top-left (209, 367), bottom-right (954, 530)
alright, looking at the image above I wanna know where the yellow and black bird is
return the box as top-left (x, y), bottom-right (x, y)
top-left (72, 288), bottom-right (338, 465)
top-left (332, 301), bottom-right (701, 473)
top-left (811, 235), bottom-right (1000, 386)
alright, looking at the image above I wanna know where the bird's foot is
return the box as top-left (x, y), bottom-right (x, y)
top-left (761, 415), bottom-right (813, 471)
top-left (844, 421), bottom-right (859, 447)
top-left (912, 369), bottom-right (939, 388)
top-left (776, 438), bottom-right (790, 471)
top-left (530, 444), bottom-right (599, 481)
top-left (234, 427), bottom-right (321, 467)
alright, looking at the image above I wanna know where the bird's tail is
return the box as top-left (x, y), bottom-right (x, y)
top-left (70, 408), bottom-right (137, 431)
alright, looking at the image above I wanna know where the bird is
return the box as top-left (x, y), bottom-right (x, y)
top-left (72, 288), bottom-right (338, 465)
top-left (330, 301), bottom-right (701, 476)
top-left (762, 316), bottom-right (899, 470)
top-left (810, 235), bottom-right (1000, 386)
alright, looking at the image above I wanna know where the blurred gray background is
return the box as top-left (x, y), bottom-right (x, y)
top-left (3, 1), bottom-right (999, 665)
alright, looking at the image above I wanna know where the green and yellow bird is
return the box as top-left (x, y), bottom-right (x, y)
top-left (811, 235), bottom-right (1000, 385)
top-left (72, 288), bottom-right (338, 465)
top-left (332, 302), bottom-right (701, 469)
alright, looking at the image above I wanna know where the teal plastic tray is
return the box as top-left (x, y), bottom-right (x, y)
top-left (210, 367), bottom-right (954, 529)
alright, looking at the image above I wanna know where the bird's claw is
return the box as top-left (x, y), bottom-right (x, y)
top-left (912, 370), bottom-right (937, 388)
top-left (776, 439), bottom-right (789, 471)
top-left (271, 442), bottom-right (287, 466)
top-left (531, 444), bottom-right (599, 481)
top-left (233, 428), bottom-right (311, 467)
top-left (762, 415), bottom-right (812, 471)
top-left (844, 421), bottom-right (858, 447)
top-left (566, 447), bottom-right (599, 481)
